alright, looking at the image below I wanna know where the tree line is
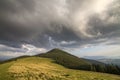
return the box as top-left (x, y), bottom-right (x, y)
top-left (91, 64), bottom-right (120, 75)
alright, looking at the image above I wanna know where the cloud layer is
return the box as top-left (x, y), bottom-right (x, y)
top-left (0, 0), bottom-right (120, 56)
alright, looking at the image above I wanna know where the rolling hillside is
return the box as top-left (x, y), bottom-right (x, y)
top-left (37, 49), bottom-right (120, 75)
top-left (0, 57), bottom-right (120, 80)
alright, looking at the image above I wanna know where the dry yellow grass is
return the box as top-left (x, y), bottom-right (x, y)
top-left (8, 57), bottom-right (68, 80)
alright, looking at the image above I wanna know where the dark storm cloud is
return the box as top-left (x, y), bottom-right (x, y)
top-left (87, 14), bottom-right (120, 38)
top-left (0, 0), bottom-right (35, 13)
top-left (0, 0), bottom-right (120, 50)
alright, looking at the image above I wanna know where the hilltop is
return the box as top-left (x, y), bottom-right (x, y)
top-left (37, 48), bottom-right (92, 70)
top-left (37, 49), bottom-right (106, 69)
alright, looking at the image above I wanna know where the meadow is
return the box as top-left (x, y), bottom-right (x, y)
top-left (0, 57), bottom-right (120, 80)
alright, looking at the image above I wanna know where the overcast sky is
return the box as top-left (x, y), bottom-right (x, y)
top-left (0, 0), bottom-right (120, 58)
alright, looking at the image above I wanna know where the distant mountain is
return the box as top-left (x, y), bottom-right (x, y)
top-left (83, 56), bottom-right (106, 60)
top-left (83, 56), bottom-right (120, 67)
top-left (0, 56), bottom-right (12, 62)
top-left (0, 55), bottom-right (31, 64)
top-left (98, 59), bottom-right (120, 66)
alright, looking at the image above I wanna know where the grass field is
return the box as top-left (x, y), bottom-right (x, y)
top-left (0, 57), bottom-right (120, 80)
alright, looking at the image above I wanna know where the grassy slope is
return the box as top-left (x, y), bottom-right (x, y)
top-left (0, 62), bottom-right (14, 80)
top-left (0, 57), bottom-right (120, 80)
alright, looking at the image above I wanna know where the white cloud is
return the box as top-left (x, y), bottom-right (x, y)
top-left (21, 44), bottom-right (47, 54)
top-left (71, 0), bottom-right (115, 38)
top-left (0, 44), bottom-right (47, 57)
top-left (60, 41), bottom-right (76, 45)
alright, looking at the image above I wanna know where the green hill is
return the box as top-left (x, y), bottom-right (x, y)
top-left (37, 49), bottom-right (120, 75)
top-left (37, 49), bottom-right (103, 70)
top-left (0, 57), bottom-right (120, 80)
